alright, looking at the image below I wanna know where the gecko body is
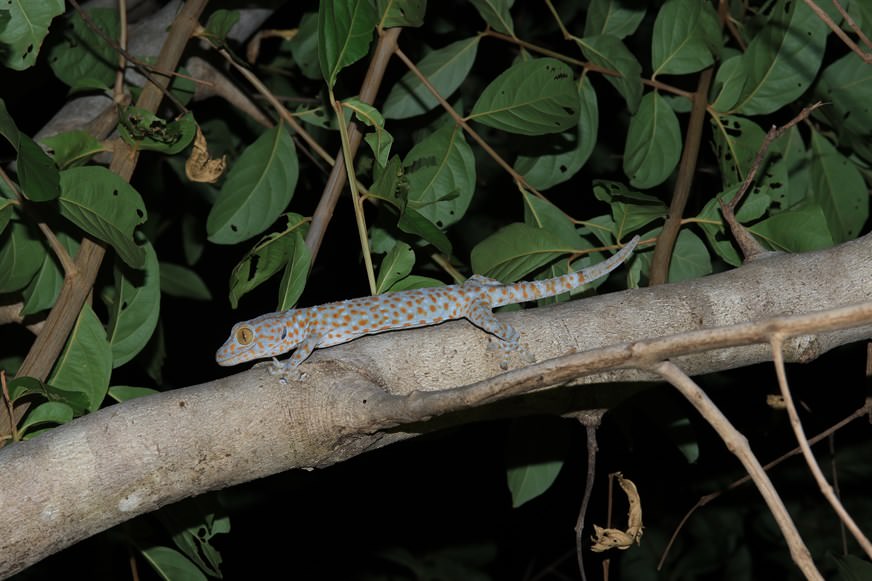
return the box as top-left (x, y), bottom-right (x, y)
top-left (216, 236), bottom-right (640, 373)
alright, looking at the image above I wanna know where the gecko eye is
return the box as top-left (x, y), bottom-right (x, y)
top-left (236, 326), bottom-right (254, 345)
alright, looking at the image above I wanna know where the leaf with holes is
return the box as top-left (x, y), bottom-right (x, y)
top-left (59, 166), bottom-right (147, 268)
top-left (404, 123), bottom-right (475, 229)
top-left (0, 0), bottom-right (64, 70)
top-left (469, 58), bottom-right (577, 136)
top-left (106, 242), bottom-right (160, 368)
top-left (207, 122), bottom-right (298, 245)
top-left (733, 0), bottom-right (836, 115)
top-left (808, 133), bottom-right (868, 242)
top-left (47, 7), bottom-right (117, 91)
top-left (515, 76), bottom-right (597, 190)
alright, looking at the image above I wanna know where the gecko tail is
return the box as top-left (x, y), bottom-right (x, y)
top-left (488, 235), bottom-right (641, 307)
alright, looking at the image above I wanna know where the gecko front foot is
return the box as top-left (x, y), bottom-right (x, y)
top-left (269, 358), bottom-right (304, 382)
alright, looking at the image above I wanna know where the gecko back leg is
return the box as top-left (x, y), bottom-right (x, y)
top-left (465, 301), bottom-right (534, 369)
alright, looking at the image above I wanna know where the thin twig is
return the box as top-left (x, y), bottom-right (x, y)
top-left (803, 0), bottom-right (872, 63)
top-left (658, 399), bottom-right (872, 569)
top-left (652, 361), bottom-right (823, 580)
top-left (573, 410), bottom-right (606, 581)
top-left (68, 0), bottom-right (189, 113)
top-left (719, 102), bottom-right (823, 260)
top-left (830, 0), bottom-right (872, 50)
top-left (770, 334), bottom-right (872, 559)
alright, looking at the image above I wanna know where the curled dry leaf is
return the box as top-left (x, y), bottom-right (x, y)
top-left (185, 127), bottom-right (227, 183)
top-left (590, 472), bottom-right (644, 553)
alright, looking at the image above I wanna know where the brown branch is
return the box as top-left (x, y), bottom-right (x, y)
top-left (3, 0), bottom-right (210, 443)
top-left (303, 27), bottom-right (401, 265)
top-left (572, 410), bottom-right (606, 581)
top-left (803, 0), bottom-right (872, 63)
top-left (651, 361), bottom-right (823, 579)
top-left (771, 334), bottom-right (872, 558)
top-left (649, 68), bottom-right (712, 285)
top-left (658, 399), bottom-right (872, 569)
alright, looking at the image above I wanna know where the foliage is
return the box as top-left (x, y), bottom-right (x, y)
top-left (1, 0), bottom-right (870, 578)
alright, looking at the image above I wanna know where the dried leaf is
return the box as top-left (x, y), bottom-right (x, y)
top-left (185, 127), bottom-right (226, 183)
top-left (590, 473), bottom-right (643, 552)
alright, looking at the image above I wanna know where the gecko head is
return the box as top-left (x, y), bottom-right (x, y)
top-left (216, 311), bottom-right (304, 366)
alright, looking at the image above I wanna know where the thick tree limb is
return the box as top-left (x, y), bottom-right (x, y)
top-left (1, 234), bottom-right (872, 576)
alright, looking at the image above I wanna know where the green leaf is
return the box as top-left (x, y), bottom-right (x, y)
top-left (468, 0), bottom-right (515, 35)
top-left (386, 274), bottom-right (443, 292)
top-left (733, 0), bottom-right (834, 115)
top-left (383, 37), bottom-right (479, 119)
top-left (651, 0), bottom-right (715, 77)
top-left (576, 35), bottom-right (643, 113)
top-left (505, 417), bottom-right (569, 508)
top-left (207, 122), bottom-right (298, 244)
top-left (623, 91), bottom-right (682, 188)
top-left (0, 220), bottom-right (44, 294)
top-left (228, 214), bottom-right (308, 308)
top-left (48, 303), bottom-right (112, 413)
top-left (107, 242), bottom-right (160, 368)
top-left (751, 203), bottom-right (834, 252)
top-left (666, 230), bottom-right (711, 283)
top-left (202, 9), bottom-right (240, 43)
top-left (318, 0), bottom-right (378, 88)
top-left (471, 223), bottom-right (583, 281)
top-left (0, 198), bottom-right (13, 235)
top-left (831, 553), bottom-right (872, 581)
top-left (521, 190), bottom-right (579, 247)
top-left (158, 500), bottom-right (229, 578)
top-left (376, 241), bottom-right (415, 293)
top-left (160, 263), bottom-right (212, 301)
top-left (514, 76), bottom-right (597, 190)
top-left (108, 385), bottom-right (159, 402)
top-left (343, 98), bottom-right (393, 166)
top-left (396, 207), bottom-right (452, 255)
top-left (41, 130), bottom-right (106, 169)
top-left (289, 12), bottom-right (321, 80)
top-left (593, 181), bottom-right (668, 233)
top-left (8, 375), bottom-right (91, 414)
top-left (277, 230), bottom-right (311, 311)
top-left (710, 53), bottom-right (745, 112)
top-left (808, 133), bottom-right (868, 242)
top-left (584, 0), bottom-right (646, 38)
top-left (0, 98), bottom-right (60, 202)
top-left (141, 546), bottom-right (208, 581)
top-left (0, 0), bottom-right (64, 70)
top-left (20, 231), bottom-right (77, 316)
top-left (19, 401), bottom-right (74, 437)
top-left (378, 0), bottom-right (426, 28)
top-left (710, 115), bottom-right (766, 188)
top-left (119, 109), bottom-right (196, 155)
top-left (59, 166), bottom-right (148, 268)
top-left (814, 52), bottom-right (872, 161)
top-left (47, 8), bottom-right (117, 91)
top-left (404, 122), bottom-right (475, 229)
top-left (469, 58), bottom-right (577, 136)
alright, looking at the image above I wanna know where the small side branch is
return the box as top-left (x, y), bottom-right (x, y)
top-left (650, 360), bottom-right (823, 580)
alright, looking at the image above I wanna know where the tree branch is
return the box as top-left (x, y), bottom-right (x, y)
top-left (2, 235), bottom-right (872, 575)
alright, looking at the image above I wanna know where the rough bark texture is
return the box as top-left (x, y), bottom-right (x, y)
top-left (1, 234), bottom-right (871, 576)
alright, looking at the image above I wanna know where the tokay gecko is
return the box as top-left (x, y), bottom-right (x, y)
top-left (216, 235), bottom-right (640, 374)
